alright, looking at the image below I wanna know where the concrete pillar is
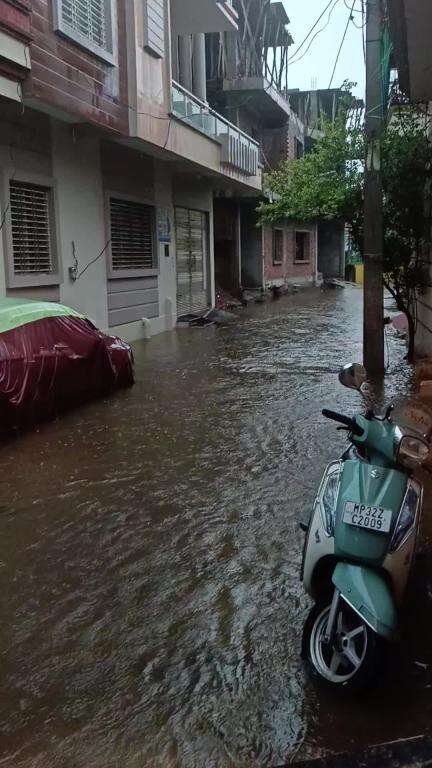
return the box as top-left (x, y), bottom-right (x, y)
top-left (178, 35), bottom-right (192, 93)
top-left (225, 31), bottom-right (237, 79)
top-left (193, 33), bottom-right (207, 103)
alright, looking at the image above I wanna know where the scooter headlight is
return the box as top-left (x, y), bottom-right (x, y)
top-left (397, 434), bottom-right (430, 469)
top-left (390, 479), bottom-right (422, 552)
top-left (319, 463), bottom-right (342, 537)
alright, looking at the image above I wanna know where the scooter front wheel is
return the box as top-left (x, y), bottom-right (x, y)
top-left (302, 601), bottom-right (385, 691)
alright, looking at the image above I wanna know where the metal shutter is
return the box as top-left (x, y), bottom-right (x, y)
top-left (110, 198), bottom-right (155, 271)
top-left (175, 207), bottom-right (209, 317)
top-left (10, 181), bottom-right (54, 275)
top-left (61, 0), bottom-right (107, 49)
top-left (144, 0), bottom-right (165, 58)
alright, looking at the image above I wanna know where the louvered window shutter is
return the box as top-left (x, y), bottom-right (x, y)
top-left (110, 198), bottom-right (155, 271)
top-left (10, 181), bottom-right (54, 275)
top-left (57, 0), bottom-right (112, 50)
top-left (144, 0), bottom-right (165, 59)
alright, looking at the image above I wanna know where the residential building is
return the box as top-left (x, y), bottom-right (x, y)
top-left (0, 0), bottom-right (261, 342)
top-left (388, 0), bottom-right (432, 355)
top-left (204, 0), bottom-right (318, 295)
top-left (289, 88), bottom-right (353, 281)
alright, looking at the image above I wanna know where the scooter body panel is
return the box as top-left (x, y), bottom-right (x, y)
top-left (301, 499), bottom-right (335, 598)
top-left (332, 562), bottom-right (398, 640)
top-left (334, 460), bottom-right (407, 564)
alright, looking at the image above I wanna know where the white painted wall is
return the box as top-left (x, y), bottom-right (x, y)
top-left (154, 160), bottom-right (176, 332)
top-left (52, 121), bottom-right (109, 330)
top-left (0, 103), bottom-right (219, 343)
top-left (0, 102), bottom-right (56, 300)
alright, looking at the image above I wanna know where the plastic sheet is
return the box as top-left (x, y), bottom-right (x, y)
top-left (0, 313), bottom-right (134, 431)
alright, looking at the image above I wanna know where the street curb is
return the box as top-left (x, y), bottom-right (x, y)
top-left (289, 736), bottom-right (432, 767)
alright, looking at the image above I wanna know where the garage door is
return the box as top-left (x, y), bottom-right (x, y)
top-left (175, 207), bottom-right (209, 317)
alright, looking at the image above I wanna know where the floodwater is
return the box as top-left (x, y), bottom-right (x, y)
top-left (1, 285), bottom-right (432, 768)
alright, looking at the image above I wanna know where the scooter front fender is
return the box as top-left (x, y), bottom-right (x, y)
top-left (332, 562), bottom-right (397, 641)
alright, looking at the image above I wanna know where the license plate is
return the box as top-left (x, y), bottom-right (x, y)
top-left (343, 501), bottom-right (393, 534)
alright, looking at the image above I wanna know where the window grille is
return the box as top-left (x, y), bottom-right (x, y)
top-left (110, 198), bottom-right (155, 271)
top-left (10, 181), bottom-right (54, 275)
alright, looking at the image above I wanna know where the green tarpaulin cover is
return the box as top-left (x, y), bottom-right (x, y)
top-left (0, 298), bottom-right (84, 335)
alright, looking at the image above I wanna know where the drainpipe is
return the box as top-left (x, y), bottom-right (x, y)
top-left (315, 222), bottom-right (319, 286)
top-left (178, 35), bottom-right (193, 92)
top-left (193, 33), bottom-right (207, 103)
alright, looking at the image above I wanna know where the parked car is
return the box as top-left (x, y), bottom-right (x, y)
top-left (0, 298), bottom-right (134, 431)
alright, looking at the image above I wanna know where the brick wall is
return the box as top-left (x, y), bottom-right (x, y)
top-left (0, 0), bottom-right (31, 42)
top-left (263, 222), bottom-right (317, 286)
top-left (24, 0), bottom-right (129, 135)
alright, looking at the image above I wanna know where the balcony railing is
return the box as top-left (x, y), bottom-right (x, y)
top-left (171, 80), bottom-right (260, 177)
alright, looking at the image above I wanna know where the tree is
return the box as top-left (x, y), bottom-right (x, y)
top-left (259, 104), bottom-right (432, 362)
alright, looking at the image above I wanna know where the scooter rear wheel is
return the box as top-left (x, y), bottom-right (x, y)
top-left (302, 600), bottom-right (385, 691)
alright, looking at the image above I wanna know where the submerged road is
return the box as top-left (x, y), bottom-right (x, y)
top-left (1, 286), bottom-right (432, 767)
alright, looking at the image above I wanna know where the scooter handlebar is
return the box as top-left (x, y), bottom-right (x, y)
top-left (322, 409), bottom-right (364, 436)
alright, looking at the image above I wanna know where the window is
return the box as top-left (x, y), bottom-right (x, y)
top-left (295, 231), bottom-right (311, 263)
top-left (54, 0), bottom-right (116, 65)
top-left (144, 0), bottom-right (165, 59)
top-left (109, 197), bottom-right (156, 276)
top-left (9, 180), bottom-right (57, 284)
top-left (273, 228), bottom-right (284, 266)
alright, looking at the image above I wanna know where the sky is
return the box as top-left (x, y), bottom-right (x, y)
top-left (283, 0), bottom-right (366, 99)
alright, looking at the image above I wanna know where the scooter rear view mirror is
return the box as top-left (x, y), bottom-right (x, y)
top-left (338, 363), bottom-right (367, 392)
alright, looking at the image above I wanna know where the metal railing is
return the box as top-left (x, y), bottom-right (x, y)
top-left (171, 80), bottom-right (260, 177)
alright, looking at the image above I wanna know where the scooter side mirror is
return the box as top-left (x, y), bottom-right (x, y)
top-left (339, 363), bottom-right (367, 392)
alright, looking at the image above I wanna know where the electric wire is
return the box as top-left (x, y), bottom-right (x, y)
top-left (328, 0), bottom-right (356, 88)
top-left (0, 145), bottom-right (18, 234)
top-left (288, 0), bottom-right (340, 62)
top-left (75, 240), bottom-right (112, 281)
top-left (289, 0), bottom-right (341, 67)
top-left (384, 324), bottom-right (390, 371)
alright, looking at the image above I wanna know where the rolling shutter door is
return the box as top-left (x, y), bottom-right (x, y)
top-left (175, 207), bottom-right (209, 317)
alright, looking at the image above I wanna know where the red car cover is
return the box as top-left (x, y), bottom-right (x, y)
top-left (0, 315), bottom-right (134, 431)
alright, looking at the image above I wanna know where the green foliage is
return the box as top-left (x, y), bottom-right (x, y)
top-left (259, 104), bottom-right (432, 360)
top-left (259, 111), bottom-right (363, 226)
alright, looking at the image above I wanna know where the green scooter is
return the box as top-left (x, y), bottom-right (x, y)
top-left (301, 363), bottom-right (429, 690)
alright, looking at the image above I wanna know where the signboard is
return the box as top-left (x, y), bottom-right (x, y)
top-left (157, 208), bottom-right (171, 244)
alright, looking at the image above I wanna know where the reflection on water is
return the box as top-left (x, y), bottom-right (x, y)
top-left (0, 286), bottom-right (429, 767)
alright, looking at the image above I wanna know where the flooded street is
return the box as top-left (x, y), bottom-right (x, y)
top-left (2, 285), bottom-right (432, 767)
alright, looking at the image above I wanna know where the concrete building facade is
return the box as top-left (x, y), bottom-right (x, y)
top-left (0, 0), bottom-right (261, 341)
top-left (204, 0), bottom-right (318, 295)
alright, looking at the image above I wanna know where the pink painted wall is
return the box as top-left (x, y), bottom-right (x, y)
top-left (263, 222), bottom-right (317, 285)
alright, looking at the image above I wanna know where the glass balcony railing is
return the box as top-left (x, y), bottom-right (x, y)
top-left (171, 80), bottom-right (260, 177)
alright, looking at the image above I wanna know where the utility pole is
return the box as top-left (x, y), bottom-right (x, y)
top-left (364, 0), bottom-right (385, 377)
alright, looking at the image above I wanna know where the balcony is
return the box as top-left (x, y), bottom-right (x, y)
top-left (171, 0), bottom-right (238, 35)
top-left (220, 77), bottom-right (292, 128)
top-left (171, 80), bottom-right (260, 177)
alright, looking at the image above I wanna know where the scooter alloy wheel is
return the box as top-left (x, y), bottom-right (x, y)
top-left (302, 600), bottom-right (385, 690)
